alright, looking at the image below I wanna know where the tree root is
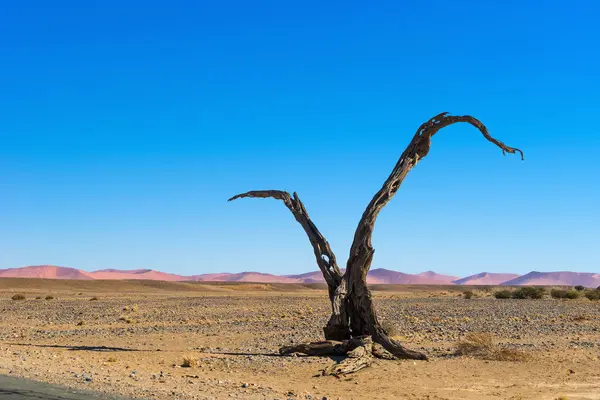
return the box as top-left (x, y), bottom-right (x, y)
top-left (279, 335), bottom-right (417, 376)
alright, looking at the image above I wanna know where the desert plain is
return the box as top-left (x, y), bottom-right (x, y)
top-left (0, 278), bottom-right (599, 400)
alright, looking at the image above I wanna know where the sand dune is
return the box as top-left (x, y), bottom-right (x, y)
top-left (2, 265), bottom-right (598, 287)
top-left (453, 272), bottom-right (521, 286)
top-left (0, 265), bottom-right (94, 280)
top-left (501, 271), bottom-right (600, 287)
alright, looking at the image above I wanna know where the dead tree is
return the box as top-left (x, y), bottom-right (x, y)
top-left (229, 112), bottom-right (523, 374)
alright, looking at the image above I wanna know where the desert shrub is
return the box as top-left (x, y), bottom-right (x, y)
top-left (574, 285), bottom-right (585, 292)
top-left (455, 332), bottom-right (529, 361)
top-left (572, 315), bottom-right (590, 322)
top-left (76, 320), bottom-right (85, 326)
top-left (463, 290), bottom-right (474, 299)
top-left (90, 297), bottom-right (98, 301)
top-left (494, 290), bottom-right (512, 299)
top-left (551, 289), bottom-right (580, 300)
top-left (584, 289), bottom-right (600, 301)
top-left (119, 316), bottom-right (134, 324)
top-left (512, 287), bottom-right (545, 299)
top-left (107, 356), bottom-right (117, 363)
top-left (380, 319), bottom-right (399, 337)
top-left (35, 296), bottom-right (42, 300)
top-left (11, 294), bottom-right (26, 301)
top-left (181, 355), bottom-right (197, 368)
top-left (45, 295), bottom-right (54, 300)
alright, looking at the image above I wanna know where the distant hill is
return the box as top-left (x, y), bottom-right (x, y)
top-left (190, 272), bottom-right (298, 283)
top-left (89, 269), bottom-right (186, 281)
top-left (284, 271), bottom-right (327, 283)
top-left (2, 265), bottom-right (598, 287)
top-left (453, 272), bottom-right (520, 286)
top-left (0, 265), bottom-right (94, 280)
top-left (500, 271), bottom-right (600, 287)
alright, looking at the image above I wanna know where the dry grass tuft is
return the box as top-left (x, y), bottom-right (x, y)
top-left (456, 333), bottom-right (530, 361)
top-left (181, 354), bottom-right (198, 368)
top-left (380, 319), bottom-right (399, 337)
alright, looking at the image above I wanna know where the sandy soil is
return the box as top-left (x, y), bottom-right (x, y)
top-left (0, 279), bottom-right (599, 400)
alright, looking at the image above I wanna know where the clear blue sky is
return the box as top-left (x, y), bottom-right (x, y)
top-left (1, 0), bottom-right (599, 277)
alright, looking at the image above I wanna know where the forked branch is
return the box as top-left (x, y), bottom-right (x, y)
top-left (228, 190), bottom-right (343, 290)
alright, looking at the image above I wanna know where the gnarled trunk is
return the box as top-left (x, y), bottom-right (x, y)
top-left (229, 112), bottom-right (523, 372)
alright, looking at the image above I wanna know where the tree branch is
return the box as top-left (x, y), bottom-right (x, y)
top-left (228, 190), bottom-right (343, 289)
top-left (346, 113), bottom-right (524, 279)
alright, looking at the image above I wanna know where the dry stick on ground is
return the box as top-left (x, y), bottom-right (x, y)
top-left (229, 112), bottom-right (523, 374)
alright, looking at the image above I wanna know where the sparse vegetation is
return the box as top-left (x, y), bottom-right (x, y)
top-left (181, 355), bottom-right (198, 368)
top-left (494, 290), bottom-right (512, 299)
top-left (551, 289), bottom-right (580, 300)
top-left (463, 290), bottom-right (474, 299)
top-left (35, 296), bottom-right (42, 300)
top-left (574, 285), bottom-right (585, 291)
top-left (90, 297), bottom-right (99, 301)
top-left (584, 289), bottom-right (600, 301)
top-left (380, 319), bottom-right (399, 337)
top-left (456, 332), bottom-right (529, 361)
top-left (512, 287), bottom-right (545, 299)
top-left (107, 356), bottom-right (117, 363)
top-left (119, 316), bottom-right (134, 324)
top-left (572, 315), bottom-right (590, 322)
top-left (45, 295), bottom-right (54, 300)
top-left (11, 294), bottom-right (26, 301)
top-left (76, 320), bottom-right (85, 326)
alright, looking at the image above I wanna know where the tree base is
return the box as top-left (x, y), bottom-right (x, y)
top-left (279, 335), bottom-right (426, 376)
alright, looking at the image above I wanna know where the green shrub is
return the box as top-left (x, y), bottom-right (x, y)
top-left (512, 287), bottom-right (545, 299)
top-left (494, 290), bottom-right (512, 299)
top-left (584, 289), bottom-right (600, 301)
top-left (551, 289), bottom-right (580, 299)
top-left (574, 285), bottom-right (585, 292)
top-left (11, 294), bottom-right (26, 301)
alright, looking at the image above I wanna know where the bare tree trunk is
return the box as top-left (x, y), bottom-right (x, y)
top-left (228, 190), bottom-right (351, 340)
top-left (229, 112), bottom-right (523, 372)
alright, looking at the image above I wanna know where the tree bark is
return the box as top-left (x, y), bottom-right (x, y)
top-left (229, 112), bottom-right (523, 367)
top-left (228, 190), bottom-right (351, 340)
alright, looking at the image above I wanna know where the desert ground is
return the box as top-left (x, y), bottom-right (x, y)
top-left (0, 279), bottom-right (598, 400)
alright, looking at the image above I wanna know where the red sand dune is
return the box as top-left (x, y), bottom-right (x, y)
top-left (0, 265), bottom-right (94, 280)
top-left (284, 271), bottom-right (327, 283)
top-left (2, 266), bottom-right (598, 287)
top-left (191, 272), bottom-right (298, 283)
top-left (453, 272), bottom-right (521, 286)
top-left (89, 269), bottom-right (186, 281)
top-left (366, 269), bottom-right (458, 284)
top-left (500, 271), bottom-right (600, 288)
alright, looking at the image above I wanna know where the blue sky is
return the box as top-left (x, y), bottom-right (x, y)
top-left (1, 0), bottom-right (599, 277)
